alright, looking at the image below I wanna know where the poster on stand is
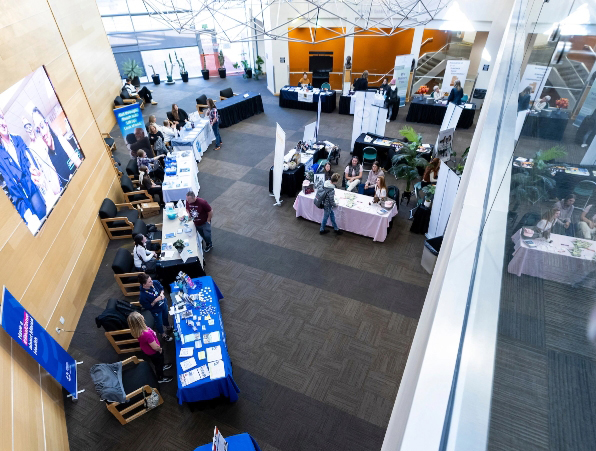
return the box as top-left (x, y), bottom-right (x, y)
top-left (436, 128), bottom-right (455, 159)
top-left (440, 60), bottom-right (471, 96)
top-left (272, 123), bottom-right (285, 205)
top-left (427, 162), bottom-right (461, 239)
top-left (114, 103), bottom-right (147, 151)
top-left (519, 64), bottom-right (552, 103)
top-left (0, 287), bottom-right (78, 397)
top-left (393, 54), bottom-right (413, 107)
top-left (574, 82), bottom-right (596, 127)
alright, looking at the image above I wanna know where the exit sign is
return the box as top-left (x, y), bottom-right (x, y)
top-left (202, 24), bottom-right (208, 29)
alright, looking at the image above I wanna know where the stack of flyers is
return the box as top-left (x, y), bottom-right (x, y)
top-left (179, 365), bottom-right (210, 387)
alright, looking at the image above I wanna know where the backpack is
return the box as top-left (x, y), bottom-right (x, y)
top-left (314, 188), bottom-right (328, 209)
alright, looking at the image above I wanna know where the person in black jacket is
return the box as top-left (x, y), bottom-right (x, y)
top-left (320, 173), bottom-right (342, 235)
top-left (518, 86), bottom-right (532, 112)
top-left (167, 104), bottom-right (189, 130)
top-left (448, 80), bottom-right (464, 105)
top-left (353, 71), bottom-right (369, 91)
top-left (385, 79), bottom-right (400, 122)
top-left (378, 78), bottom-right (389, 95)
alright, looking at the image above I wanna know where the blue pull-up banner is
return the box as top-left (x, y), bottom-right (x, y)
top-left (1, 287), bottom-right (78, 397)
top-left (114, 102), bottom-right (145, 147)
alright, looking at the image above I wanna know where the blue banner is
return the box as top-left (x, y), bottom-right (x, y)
top-left (0, 287), bottom-right (78, 397)
top-left (114, 103), bottom-right (145, 145)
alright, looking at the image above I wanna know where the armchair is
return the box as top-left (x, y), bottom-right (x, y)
top-left (219, 87), bottom-right (238, 101)
top-left (99, 198), bottom-right (140, 240)
top-left (120, 88), bottom-right (145, 110)
top-left (196, 94), bottom-right (214, 114)
top-left (112, 247), bottom-right (144, 297)
top-left (120, 176), bottom-right (153, 206)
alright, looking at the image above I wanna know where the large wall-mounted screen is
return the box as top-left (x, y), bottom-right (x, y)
top-left (0, 67), bottom-right (84, 235)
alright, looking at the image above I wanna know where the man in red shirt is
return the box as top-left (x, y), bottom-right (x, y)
top-left (185, 191), bottom-right (213, 252)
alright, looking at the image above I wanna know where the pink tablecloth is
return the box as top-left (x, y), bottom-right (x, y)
top-left (507, 229), bottom-right (596, 286)
top-left (293, 190), bottom-right (397, 242)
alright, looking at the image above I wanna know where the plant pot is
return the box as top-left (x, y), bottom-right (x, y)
top-left (201, 70), bottom-right (209, 80)
top-left (174, 246), bottom-right (184, 254)
top-left (151, 74), bottom-right (160, 85)
top-left (424, 200), bottom-right (432, 208)
top-left (131, 76), bottom-right (141, 87)
top-left (181, 73), bottom-right (189, 82)
top-left (166, 75), bottom-right (175, 84)
top-left (245, 68), bottom-right (252, 79)
top-left (218, 68), bottom-right (226, 78)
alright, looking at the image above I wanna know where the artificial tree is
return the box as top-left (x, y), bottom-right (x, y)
top-left (389, 126), bottom-right (428, 196)
top-left (148, 65), bottom-right (160, 85)
top-left (175, 51), bottom-right (188, 82)
top-left (121, 59), bottom-right (144, 86)
top-left (164, 55), bottom-right (174, 84)
top-left (201, 55), bottom-right (209, 80)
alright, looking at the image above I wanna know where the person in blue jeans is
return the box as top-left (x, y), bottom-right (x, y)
top-left (206, 98), bottom-right (222, 150)
top-left (320, 173), bottom-right (343, 235)
top-left (138, 273), bottom-right (173, 342)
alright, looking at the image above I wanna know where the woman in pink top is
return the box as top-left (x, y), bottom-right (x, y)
top-left (128, 312), bottom-right (173, 383)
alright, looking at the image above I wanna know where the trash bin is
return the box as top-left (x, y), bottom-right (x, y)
top-left (421, 236), bottom-right (444, 274)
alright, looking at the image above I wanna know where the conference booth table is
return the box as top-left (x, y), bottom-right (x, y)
top-left (194, 433), bottom-right (261, 451)
top-left (171, 276), bottom-right (240, 404)
top-left (171, 116), bottom-right (215, 161)
top-left (218, 92), bottom-right (264, 128)
top-left (162, 151), bottom-right (200, 203)
top-left (279, 86), bottom-right (336, 113)
top-left (269, 164), bottom-right (306, 197)
top-left (294, 189), bottom-right (397, 241)
top-left (352, 133), bottom-right (433, 170)
top-left (406, 99), bottom-right (476, 129)
top-left (520, 110), bottom-right (569, 141)
top-left (339, 92), bottom-right (399, 120)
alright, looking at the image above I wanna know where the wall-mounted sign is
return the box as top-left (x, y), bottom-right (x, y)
top-left (280, 57), bottom-right (285, 63)
top-left (483, 64), bottom-right (490, 71)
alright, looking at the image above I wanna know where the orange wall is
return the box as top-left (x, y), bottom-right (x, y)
top-left (288, 28), bottom-right (345, 89)
top-left (420, 30), bottom-right (451, 55)
top-left (568, 36), bottom-right (596, 72)
top-left (352, 28), bottom-right (415, 77)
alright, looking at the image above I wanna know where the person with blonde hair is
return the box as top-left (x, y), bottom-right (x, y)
top-left (353, 70), bottom-right (369, 91)
top-left (127, 311), bottom-right (173, 383)
top-left (374, 175), bottom-right (387, 202)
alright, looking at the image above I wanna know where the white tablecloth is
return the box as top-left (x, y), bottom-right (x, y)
top-left (162, 152), bottom-right (200, 202)
top-left (293, 189), bottom-right (397, 242)
top-left (171, 118), bottom-right (214, 162)
top-left (160, 203), bottom-right (203, 267)
top-left (507, 229), bottom-right (596, 286)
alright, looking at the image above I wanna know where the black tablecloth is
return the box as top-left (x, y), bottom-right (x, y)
top-left (520, 111), bottom-right (569, 141)
top-left (553, 166), bottom-right (596, 199)
top-left (279, 87), bottom-right (336, 113)
top-left (352, 133), bottom-right (432, 170)
top-left (406, 100), bottom-right (476, 129)
top-left (338, 95), bottom-right (399, 120)
top-left (410, 205), bottom-right (431, 234)
top-left (217, 92), bottom-right (264, 128)
top-left (158, 258), bottom-right (206, 289)
top-left (268, 164), bottom-right (306, 197)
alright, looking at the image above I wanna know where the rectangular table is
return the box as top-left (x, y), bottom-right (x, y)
top-left (293, 189), bottom-right (398, 241)
top-left (171, 117), bottom-right (214, 161)
top-left (170, 276), bottom-right (240, 404)
top-left (406, 99), bottom-right (476, 129)
top-left (339, 93), bottom-right (399, 119)
top-left (520, 110), bottom-right (569, 141)
top-left (279, 86), bottom-right (336, 113)
top-left (194, 433), bottom-right (261, 451)
top-left (507, 229), bottom-right (596, 286)
top-left (158, 202), bottom-right (205, 283)
top-left (162, 151), bottom-right (200, 202)
top-left (352, 133), bottom-right (433, 170)
top-left (217, 92), bottom-right (264, 128)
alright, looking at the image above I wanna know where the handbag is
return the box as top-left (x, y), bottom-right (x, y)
top-left (154, 136), bottom-right (167, 155)
top-left (142, 388), bottom-right (160, 409)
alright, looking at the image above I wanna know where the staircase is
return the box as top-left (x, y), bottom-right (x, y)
top-left (412, 43), bottom-right (473, 93)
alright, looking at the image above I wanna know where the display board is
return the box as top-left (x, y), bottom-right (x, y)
top-left (440, 60), bottom-right (471, 95)
top-left (427, 161), bottom-right (460, 239)
top-left (351, 91), bottom-right (387, 149)
top-left (0, 287), bottom-right (78, 397)
top-left (114, 103), bottom-right (147, 149)
top-left (436, 128), bottom-right (454, 160)
top-left (519, 64), bottom-right (552, 103)
top-left (393, 54), bottom-right (413, 107)
top-left (0, 66), bottom-right (84, 235)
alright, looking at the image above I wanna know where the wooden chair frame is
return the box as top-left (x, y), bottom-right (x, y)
top-left (122, 189), bottom-right (154, 206)
top-left (219, 92), bottom-right (239, 101)
top-left (196, 99), bottom-right (216, 114)
top-left (104, 302), bottom-right (143, 353)
top-left (100, 202), bottom-right (138, 240)
top-left (106, 356), bottom-right (164, 425)
top-left (102, 132), bottom-right (116, 152)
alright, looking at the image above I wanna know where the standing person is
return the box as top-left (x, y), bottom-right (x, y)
top-left (344, 156), bottom-right (363, 192)
top-left (31, 107), bottom-right (82, 188)
top-left (320, 173), bottom-right (342, 235)
top-left (124, 78), bottom-right (157, 105)
top-left (577, 109), bottom-right (596, 148)
top-left (518, 86), bottom-right (532, 112)
top-left (553, 194), bottom-right (576, 236)
top-left (186, 191), bottom-right (213, 253)
top-left (139, 165), bottom-right (164, 207)
top-left (385, 79), bottom-right (400, 122)
top-left (359, 161), bottom-right (384, 196)
top-left (298, 72), bottom-right (310, 86)
top-left (378, 78), bottom-right (389, 95)
top-left (127, 312), bottom-right (173, 383)
top-left (167, 104), bottom-right (189, 131)
top-left (0, 108), bottom-right (46, 224)
top-left (205, 99), bottom-right (222, 150)
top-left (353, 71), bottom-right (369, 91)
top-left (448, 80), bottom-right (464, 105)
top-left (138, 273), bottom-right (173, 342)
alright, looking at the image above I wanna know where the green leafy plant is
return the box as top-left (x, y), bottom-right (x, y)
top-left (389, 127), bottom-right (427, 193)
top-left (121, 59), bottom-right (144, 79)
top-left (148, 64), bottom-right (156, 75)
top-left (240, 60), bottom-right (250, 70)
top-left (399, 126), bottom-right (421, 145)
top-left (232, 62), bottom-right (239, 69)
top-left (510, 146), bottom-right (567, 206)
top-left (253, 56), bottom-right (265, 80)
top-left (174, 51), bottom-right (186, 74)
top-left (422, 184), bottom-right (436, 201)
top-left (173, 239), bottom-right (185, 253)
top-left (202, 55), bottom-right (208, 71)
top-left (218, 50), bottom-right (225, 67)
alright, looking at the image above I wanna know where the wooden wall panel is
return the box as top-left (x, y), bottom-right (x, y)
top-left (0, 0), bottom-right (122, 448)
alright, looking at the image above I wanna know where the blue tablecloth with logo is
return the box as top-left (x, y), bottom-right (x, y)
top-left (193, 433), bottom-right (262, 451)
top-left (279, 86), bottom-right (336, 113)
top-left (170, 276), bottom-right (240, 404)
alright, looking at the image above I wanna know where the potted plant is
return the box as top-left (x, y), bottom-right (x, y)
top-left (218, 50), bottom-right (226, 78)
top-left (175, 52), bottom-right (188, 82)
top-left (121, 59), bottom-right (144, 86)
top-left (232, 62), bottom-right (239, 71)
top-left (148, 65), bottom-right (160, 85)
top-left (201, 55), bottom-right (209, 80)
top-left (253, 56), bottom-right (264, 80)
top-left (422, 185), bottom-right (436, 207)
top-left (389, 126), bottom-right (428, 198)
top-left (173, 239), bottom-right (185, 254)
top-left (241, 60), bottom-right (252, 78)
top-left (164, 56), bottom-right (175, 84)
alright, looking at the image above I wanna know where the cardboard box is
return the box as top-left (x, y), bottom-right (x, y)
top-left (140, 202), bottom-right (160, 218)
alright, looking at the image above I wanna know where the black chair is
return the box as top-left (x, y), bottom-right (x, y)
top-left (387, 185), bottom-right (399, 201)
top-left (114, 96), bottom-right (126, 110)
top-left (219, 87), bottom-right (237, 101)
top-left (132, 219), bottom-right (162, 244)
top-left (120, 88), bottom-right (144, 109)
top-left (126, 158), bottom-right (139, 180)
top-left (112, 248), bottom-right (144, 296)
top-left (196, 94), bottom-right (211, 114)
top-left (96, 298), bottom-right (154, 354)
top-left (120, 176), bottom-right (153, 206)
top-left (99, 198), bottom-right (140, 240)
top-left (105, 356), bottom-right (164, 424)
top-left (514, 212), bottom-right (541, 232)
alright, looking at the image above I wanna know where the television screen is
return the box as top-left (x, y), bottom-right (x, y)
top-left (309, 55), bottom-right (333, 72)
top-left (0, 66), bottom-right (84, 235)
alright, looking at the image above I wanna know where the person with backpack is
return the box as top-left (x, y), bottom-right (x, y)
top-left (318, 173), bottom-right (343, 235)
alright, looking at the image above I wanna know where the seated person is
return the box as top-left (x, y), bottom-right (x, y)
top-left (374, 175), bottom-right (387, 202)
top-left (139, 165), bottom-right (164, 207)
top-left (344, 156), bottom-right (363, 192)
top-left (553, 194), bottom-right (576, 236)
top-left (358, 161), bottom-right (384, 196)
top-left (167, 104), bottom-right (189, 131)
top-left (579, 204), bottom-right (596, 239)
top-left (133, 234), bottom-right (158, 274)
top-left (430, 85), bottom-right (442, 100)
top-left (145, 115), bottom-right (158, 134)
top-left (536, 208), bottom-right (560, 234)
top-left (138, 273), bottom-right (172, 342)
top-left (148, 124), bottom-right (166, 155)
top-left (137, 149), bottom-right (165, 181)
top-left (353, 71), bottom-right (369, 91)
top-left (124, 78), bottom-right (157, 105)
top-left (533, 96), bottom-right (551, 112)
top-left (129, 128), bottom-right (154, 158)
top-left (421, 158), bottom-right (440, 188)
top-left (320, 162), bottom-right (333, 181)
top-left (298, 72), bottom-right (310, 86)
top-left (161, 120), bottom-right (179, 143)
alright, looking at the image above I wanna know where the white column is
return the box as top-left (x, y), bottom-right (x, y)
top-left (410, 26), bottom-right (425, 64)
top-left (343, 30), bottom-right (355, 94)
top-left (263, 3), bottom-right (289, 95)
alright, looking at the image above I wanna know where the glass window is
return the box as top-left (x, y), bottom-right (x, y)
top-left (131, 15), bottom-right (170, 32)
top-left (97, 0), bottom-right (129, 16)
top-left (141, 46), bottom-right (202, 81)
top-left (102, 16), bottom-right (134, 34)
